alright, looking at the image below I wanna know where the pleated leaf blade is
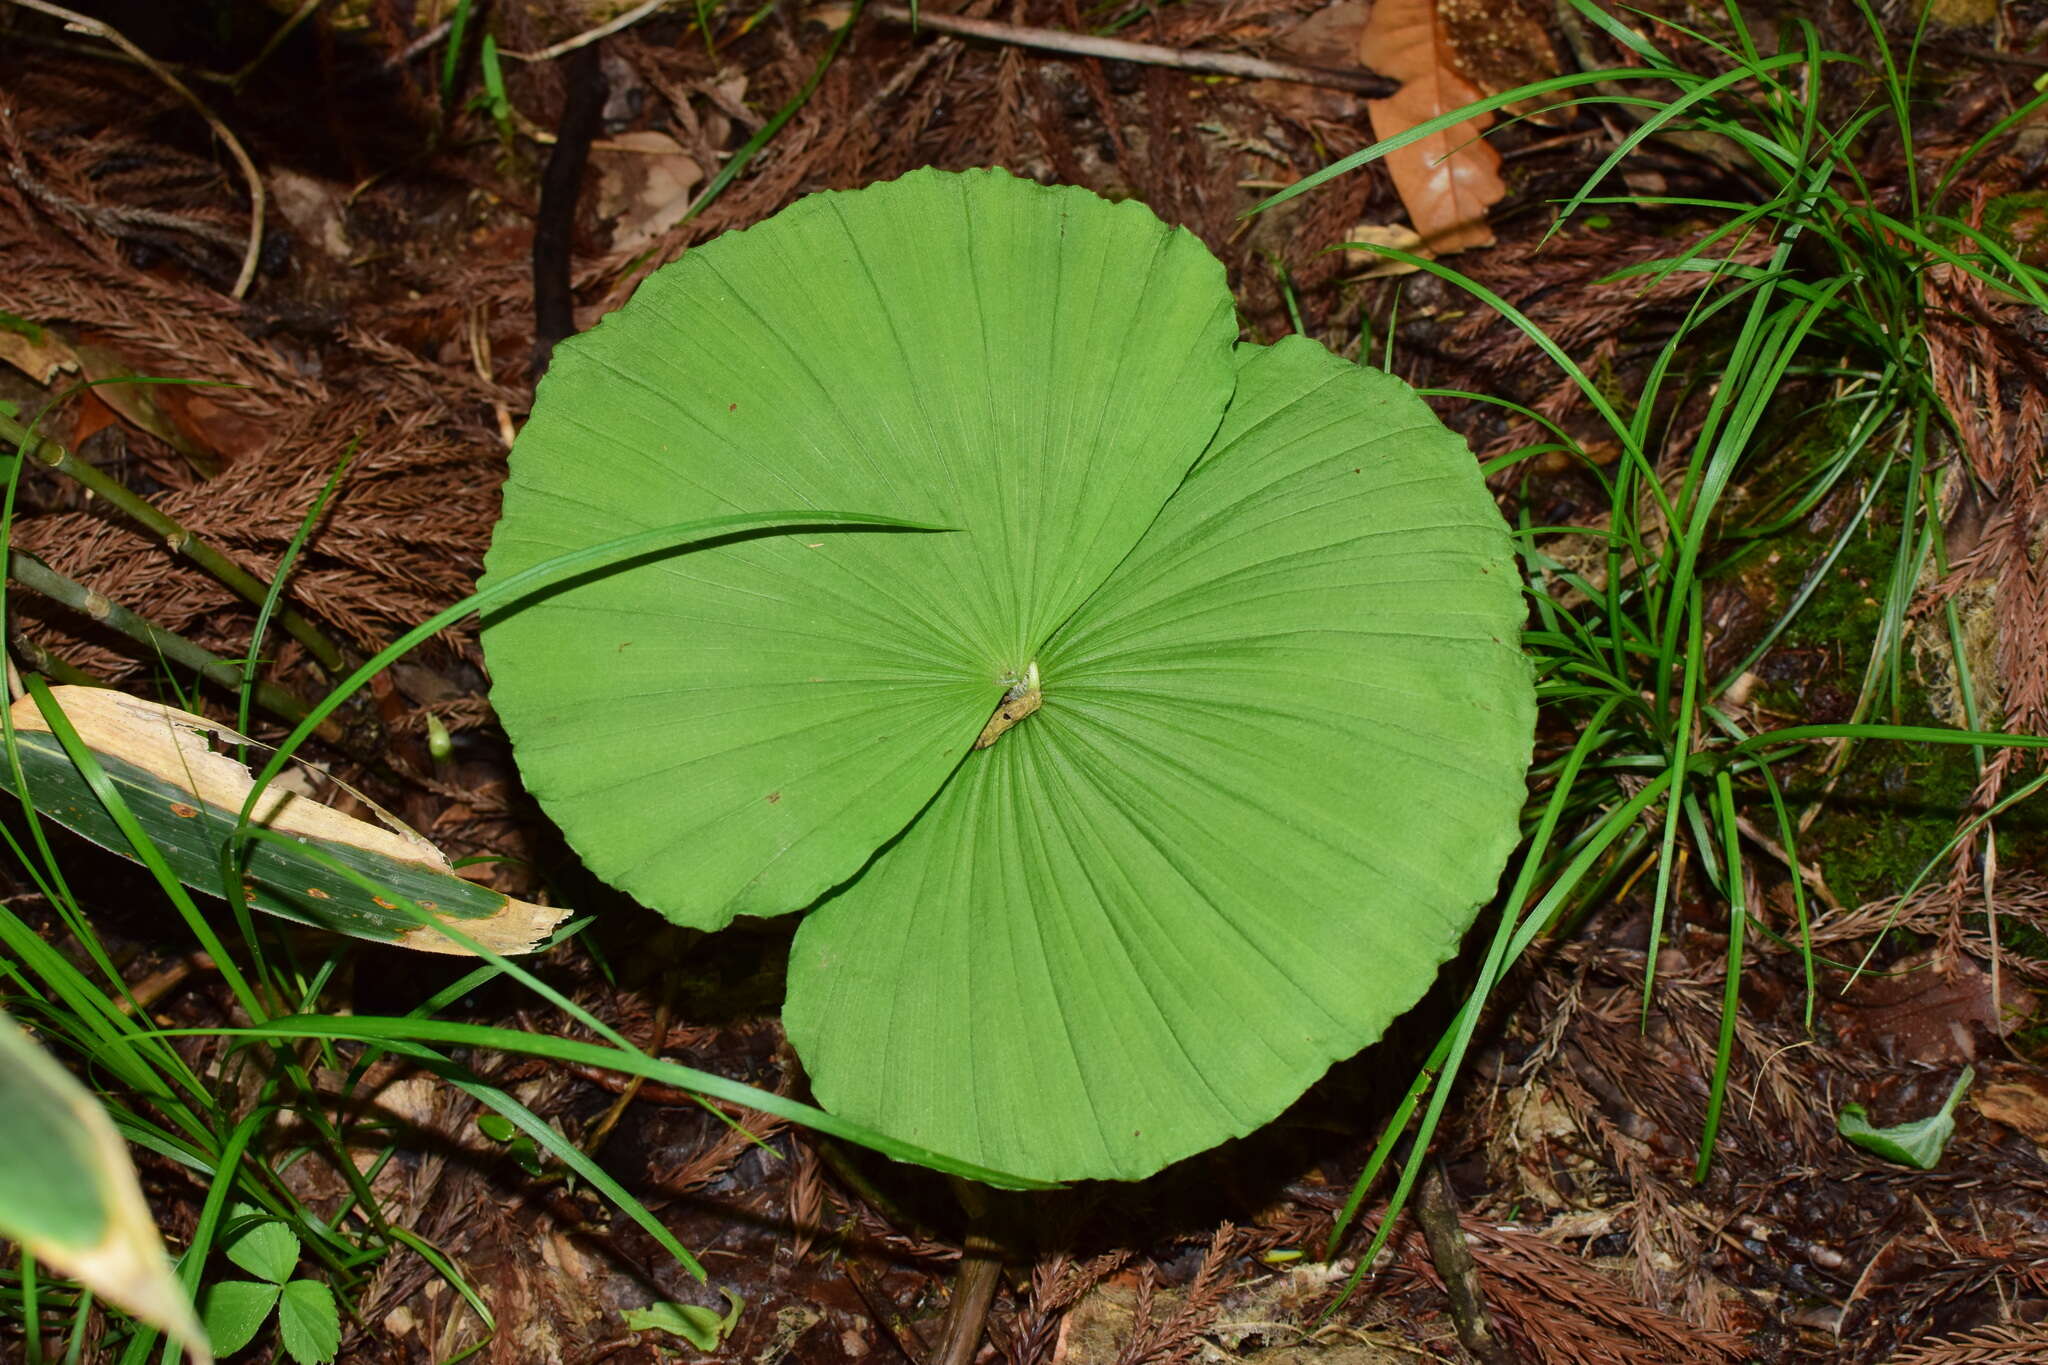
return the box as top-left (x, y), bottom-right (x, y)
top-left (785, 338), bottom-right (1534, 1179)
top-left (482, 167), bottom-right (1237, 930)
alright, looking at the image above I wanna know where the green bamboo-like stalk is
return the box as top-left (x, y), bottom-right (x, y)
top-left (0, 412), bottom-right (350, 675)
top-left (8, 550), bottom-right (334, 738)
top-left (7, 629), bottom-right (100, 689)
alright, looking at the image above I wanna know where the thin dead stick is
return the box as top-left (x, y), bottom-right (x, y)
top-left (1734, 814), bottom-right (1844, 912)
top-left (869, 4), bottom-right (1396, 95)
top-left (582, 994), bottom-right (670, 1154)
top-left (931, 1178), bottom-right (1005, 1365)
top-left (1414, 1163), bottom-right (1516, 1365)
top-left (0, 412), bottom-right (351, 676)
top-left (114, 951), bottom-right (215, 1016)
top-left (4, 0), bottom-right (266, 298)
top-left (506, 0), bottom-right (671, 62)
top-left (836, 1256), bottom-right (925, 1365)
top-left (231, 0), bottom-right (329, 89)
top-left (378, 17), bottom-right (454, 74)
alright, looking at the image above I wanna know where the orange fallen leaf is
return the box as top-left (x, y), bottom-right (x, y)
top-left (0, 322), bottom-right (224, 477)
top-left (153, 389), bottom-right (270, 469)
top-left (1358, 0), bottom-right (1506, 254)
top-left (69, 390), bottom-right (120, 449)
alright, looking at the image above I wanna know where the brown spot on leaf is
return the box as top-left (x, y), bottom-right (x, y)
top-left (767, 791), bottom-right (782, 804)
top-left (169, 802), bottom-right (199, 818)
top-left (305, 887), bottom-right (331, 900)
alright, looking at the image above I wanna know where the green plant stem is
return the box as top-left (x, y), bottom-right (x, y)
top-left (8, 550), bottom-right (332, 738)
top-left (21, 1248), bottom-right (40, 1365)
top-left (0, 412), bottom-right (350, 675)
top-left (62, 1287), bottom-right (92, 1365)
top-left (1644, 580), bottom-right (1705, 1021)
top-left (7, 630), bottom-right (98, 688)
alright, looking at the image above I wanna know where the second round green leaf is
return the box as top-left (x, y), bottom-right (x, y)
top-left (784, 338), bottom-right (1534, 1180)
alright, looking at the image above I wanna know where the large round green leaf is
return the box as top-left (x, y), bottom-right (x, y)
top-left (783, 338), bottom-right (1532, 1178)
top-left (485, 169), bottom-right (1534, 1182)
top-left (482, 168), bottom-right (1236, 929)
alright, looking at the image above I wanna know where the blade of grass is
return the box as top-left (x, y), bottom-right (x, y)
top-left (1695, 767), bottom-right (1747, 1180)
top-left (672, 0), bottom-right (866, 231)
top-left (441, 0), bottom-right (472, 108)
top-left (205, 1014), bottom-right (1058, 1190)
top-left (1324, 763), bottom-right (1680, 1313)
top-left (1323, 694), bottom-right (1625, 1260)
top-left (237, 509), bottom-right (948, 822)
top-left (1758, 762), bottom-right (1816, 1031)
top-left (1644, 582), bottom-right (1704, 1022)
top-left (236, 442), bottom-right (353, 748)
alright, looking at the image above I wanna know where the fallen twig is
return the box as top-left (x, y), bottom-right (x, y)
top-left (1735, 813), bottom-right (1845, 912)
top-left (4, 0), bottom-right (266, 298)
top-left (506, 0), bottom-right (671, 63)
top-left (114, 951), bottom-right (215, 1016)
top-left (581, 994), bottom-right (669, 1155)
top-left (1414, 1161), bottom-right (1516, 1365)
top-left (377, 16), bottom-right (453, 74)
top-left (836, 1255), bottom-right (926, 1365)
top-left (230, 0), bottom-right (327, 89)
top-left (868, 3), bottom-right (1396, 96)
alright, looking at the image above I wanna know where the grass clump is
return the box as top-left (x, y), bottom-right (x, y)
top-left (1250, 0), bottom-right (2048, 1296)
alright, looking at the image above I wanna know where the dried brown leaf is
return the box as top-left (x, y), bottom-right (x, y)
top-left (1357, 0), bottom-right (1504, 253)
top-left (1342, 222), bottom-right (1426, 275)
top-left (1971, 1064), bottom-right (2048, 1145)
top-left (591, 130), bottom-right (704, 257)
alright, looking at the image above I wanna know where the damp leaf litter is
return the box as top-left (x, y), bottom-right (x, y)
top-left (481, 167), bottom-right (1535, 1182)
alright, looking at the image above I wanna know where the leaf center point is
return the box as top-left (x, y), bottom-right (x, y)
top-left (974, 661), bottom-right (1042, 750)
